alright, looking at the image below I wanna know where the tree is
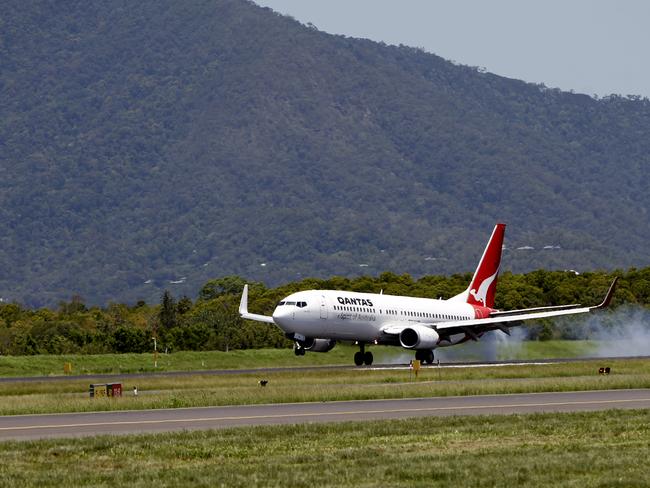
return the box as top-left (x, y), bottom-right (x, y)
top-left (58, 295), bottom-right (87, 314)
top-left (159, 290), bottom-right (177, 331)
top-left (177, 295), bottom-right (193, 315)
top-left (198, 276), bottom-right (248, 301)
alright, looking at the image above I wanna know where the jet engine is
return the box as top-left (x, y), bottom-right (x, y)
top-left (399, 325), bottom-right (440, 349)
top-left (303, 338), bottom-right (337, 352)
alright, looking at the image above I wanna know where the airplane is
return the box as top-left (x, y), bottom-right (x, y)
top-left (239, 223), bottom-right (618, 366)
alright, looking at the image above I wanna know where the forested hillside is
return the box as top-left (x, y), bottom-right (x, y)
top-left (1, 0), bottom-right (649, 306)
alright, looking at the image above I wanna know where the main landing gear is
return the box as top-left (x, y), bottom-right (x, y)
top-left (294, 343), bottom-right (305, 356)
top-left (353, 343), bottom-right (373, 366)
top-left (415, 349), bottom-right (434, 365)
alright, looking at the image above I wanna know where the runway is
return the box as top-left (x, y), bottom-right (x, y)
top-left (1, 389), bottom-right (649, 441)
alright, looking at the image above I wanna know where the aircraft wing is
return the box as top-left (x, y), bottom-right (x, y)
top-left (436, 278), bottom-right (618, 336)
top-left (239, 284), bottom-right (275, 324)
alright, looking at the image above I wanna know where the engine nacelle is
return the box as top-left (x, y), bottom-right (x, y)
top-left (399, 325), bottom-right (440, 349)
top-left (303, 338), bottom-right (337, 352)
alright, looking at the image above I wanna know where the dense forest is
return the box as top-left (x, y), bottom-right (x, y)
top-left (0, 269), bottom-right (648, 356)
top-left (1, 0), bottom-right (649, 307)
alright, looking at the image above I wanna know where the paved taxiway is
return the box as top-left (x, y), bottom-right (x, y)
top-left (1, 389), bottom-right (649, 441)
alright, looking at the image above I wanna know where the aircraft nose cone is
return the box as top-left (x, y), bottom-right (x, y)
top-left (272, 306), bottom-right (291, 324)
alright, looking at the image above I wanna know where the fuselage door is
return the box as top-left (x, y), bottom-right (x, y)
top-left (320, 295), bottom-right (328, 319)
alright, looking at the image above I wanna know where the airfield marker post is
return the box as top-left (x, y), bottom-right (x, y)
top-left (412, 360), bottom-right (421, 379)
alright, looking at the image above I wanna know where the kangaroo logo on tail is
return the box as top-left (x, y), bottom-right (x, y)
top-left (469, 269), bottom-right (499, 307)
top-left (463, 223), bottom-right (505, 309)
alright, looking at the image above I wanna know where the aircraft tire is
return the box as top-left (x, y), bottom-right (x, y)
top-left (424, 350), bottom-right (434, 364)
top-left (363, 351), bottom-right (373, 366)
top-left (354, 351), bottom-right (364, 366)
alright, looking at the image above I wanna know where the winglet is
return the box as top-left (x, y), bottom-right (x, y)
top-left (239, 284), bottom-right (249, 315)
top-left (591, 277), bottom-right (618, 310)
top-left (239, 285), bottom-right (276, 324)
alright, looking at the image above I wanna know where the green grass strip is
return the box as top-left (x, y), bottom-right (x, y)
top-left (0, 340), bottom-right (607, 377)
top-left (0, 409), bottom-right (648, 487)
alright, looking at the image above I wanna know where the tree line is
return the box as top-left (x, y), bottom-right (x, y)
top-left (0, 269), bottom-right (648, 355)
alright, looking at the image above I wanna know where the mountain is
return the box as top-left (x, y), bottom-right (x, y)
top-left (1, 0), bottom-right (649, 307)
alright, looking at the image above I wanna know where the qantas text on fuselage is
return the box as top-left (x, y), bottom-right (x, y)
top-left (239, 223), bottom-right (617, 366)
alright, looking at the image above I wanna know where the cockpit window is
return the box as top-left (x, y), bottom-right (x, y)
top-left (285, 301), bottom-right (296, 306)
top-left (296, 301), bottom-right (307, 308)
top-left (278, 301), bottom-right (285, 306)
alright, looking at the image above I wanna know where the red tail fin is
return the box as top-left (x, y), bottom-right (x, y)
top-left (465, 223), bottom-right (505, 308)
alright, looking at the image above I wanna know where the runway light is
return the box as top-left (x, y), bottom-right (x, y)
top-left (259, 380), bottom-right (268, 387)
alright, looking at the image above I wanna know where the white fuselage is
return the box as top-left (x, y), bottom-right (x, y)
top-left (272, 289), bottom-right (477, 346)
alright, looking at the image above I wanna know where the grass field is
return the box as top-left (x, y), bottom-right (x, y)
top-left (1, 345), bottom-right (648, 486)
top-left (0, 347), bottom-right (351, 377)
top-left (0, 358), bottom-right (647, 416)
top-left (0, 409), bottom-right (648, 487)
top-left (0, 340), bottom-right (609, 378)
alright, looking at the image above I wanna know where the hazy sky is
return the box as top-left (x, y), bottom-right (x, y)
top-left (255, 0), bottom-right (650, 98)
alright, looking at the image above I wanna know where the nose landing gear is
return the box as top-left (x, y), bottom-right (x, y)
top-left (353, 343), bottom-right (373, 366)
top-left (294, 342), bottom-right (305, 356)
